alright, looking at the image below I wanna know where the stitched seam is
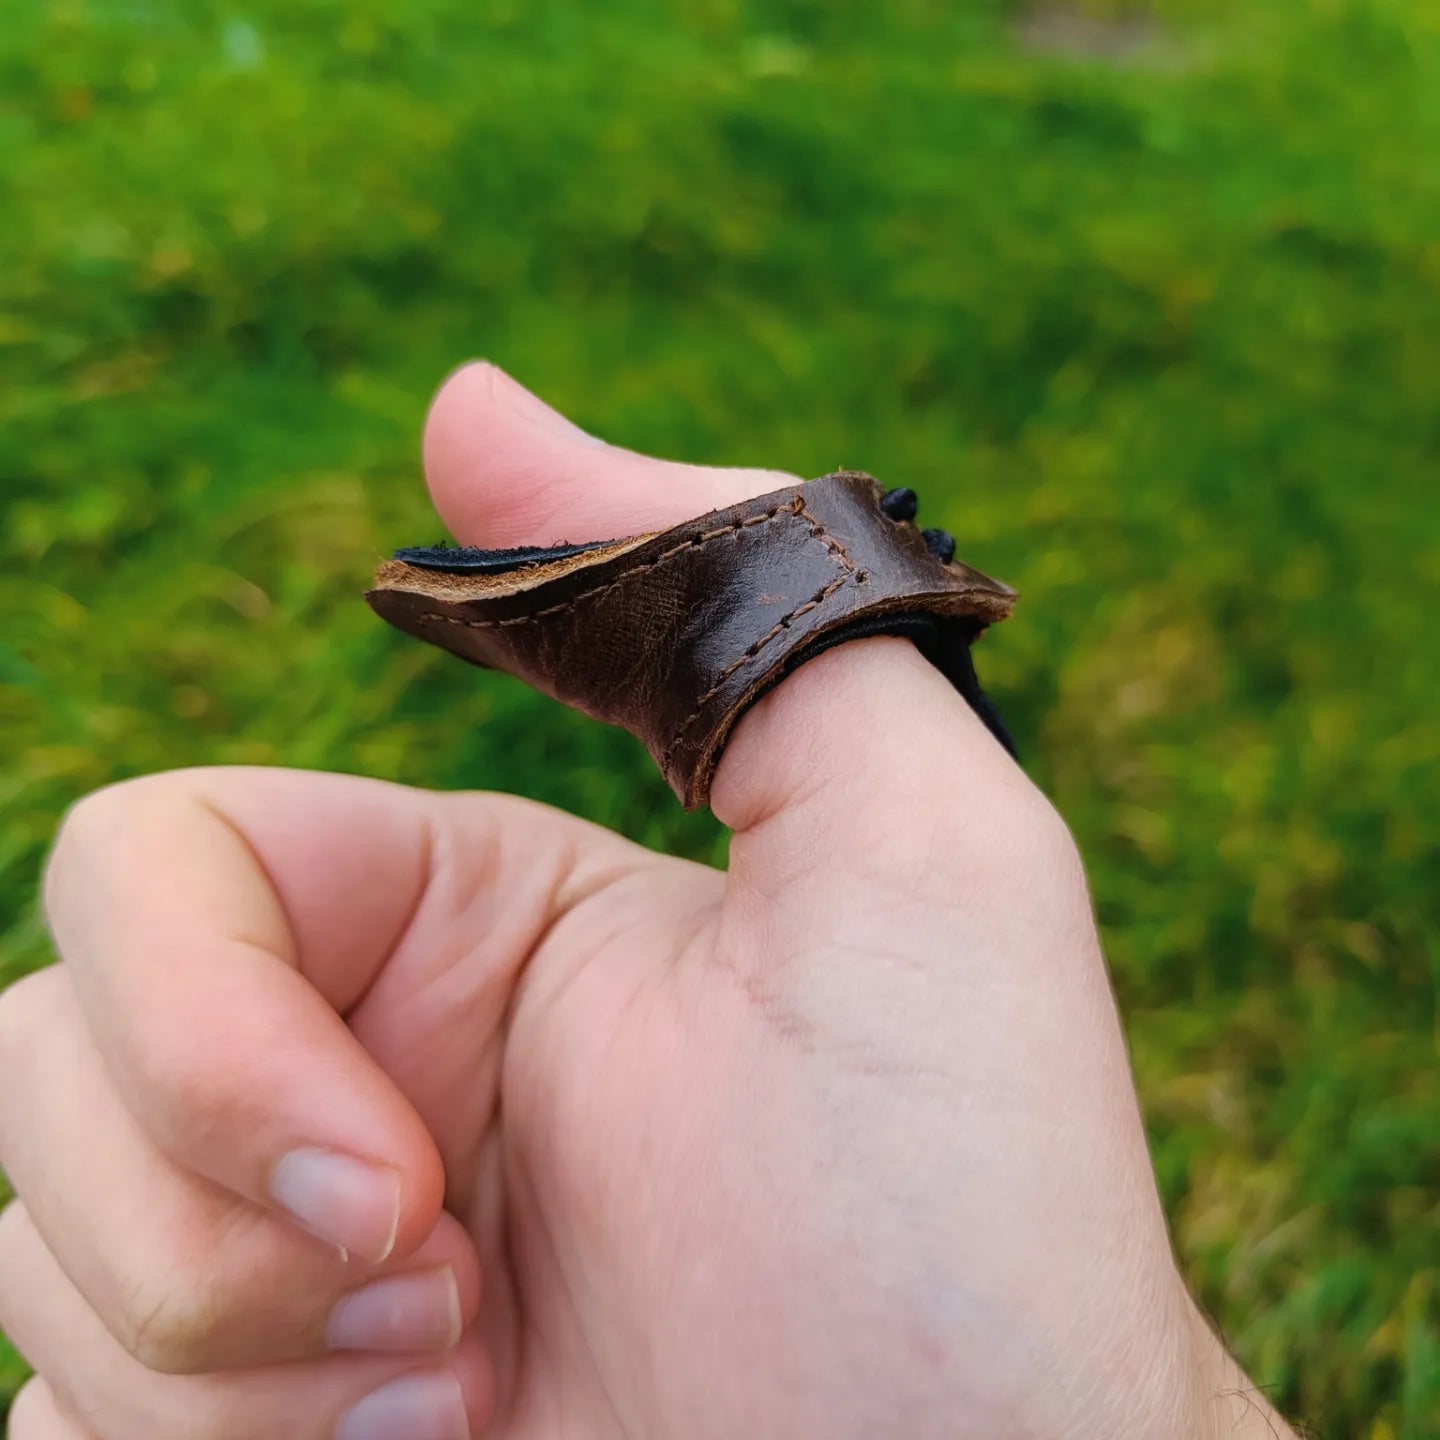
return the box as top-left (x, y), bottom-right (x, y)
top-left (662, 569), bottom-right (853, 771)
top-left (410, 493), bottom-right (861, 777)
top-left (416, 500), bottom-right (803, 633)
top-left (795, 496), bottom-right (857, 573)
top-left (663, 501), bottom-right (867, 770)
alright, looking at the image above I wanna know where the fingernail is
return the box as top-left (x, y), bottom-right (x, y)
top-left (327, 1267), bottom-right (462, 1353)
top-left (270, 1149), bottom-right (402, 1264)
top-left (335, 1370), bottom-right (470, 1440)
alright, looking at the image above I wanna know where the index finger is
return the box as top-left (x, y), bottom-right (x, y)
top-left (40, 766), bottom-right (448, 1263)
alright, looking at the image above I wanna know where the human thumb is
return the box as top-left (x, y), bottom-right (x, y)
top-left (418, 363), bottom-right (1048, 879)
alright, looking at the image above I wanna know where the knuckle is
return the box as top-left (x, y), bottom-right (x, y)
top-left (0, 974), bottom-right (74, 1162)
top-left (5, 1379), bottom-right (96, 1440)
top-left (42, 772), bottom-right (202, 918)
top-left (42, 777), bottom-right (149, 916)
top-left (49, 775), bottom-right (138, 852)
top-left (118, 1271), bottom-right (229, 1376)
top-left (0, 1202), bottom-right (38, 1349)
top-left (4, 1377), bottom-right (52, 1436)
top-left (0, 1196), bottom-right (28, 1287)
top-left (113, 1204), bottom-right (283, 1377)
top-left (0, 1194), bottom-right (21, 1232)
top-left (0, 965), bottom-right (59, 1066)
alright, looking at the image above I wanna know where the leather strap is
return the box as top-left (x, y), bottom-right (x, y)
top-left (366, 471), bottom-right (1018, 809)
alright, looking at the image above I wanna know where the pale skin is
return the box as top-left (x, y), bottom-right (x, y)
top-left (0, 365), bottom-right (1295, 1440)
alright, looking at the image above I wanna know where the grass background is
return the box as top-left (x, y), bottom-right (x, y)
top-left (1, 0), bottom-right (1437, 1434)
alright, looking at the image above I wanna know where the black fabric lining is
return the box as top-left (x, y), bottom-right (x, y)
top-left (393, 538), bottom-right (615, 576)
top-left (733, 613), bottom-right (1017, 760)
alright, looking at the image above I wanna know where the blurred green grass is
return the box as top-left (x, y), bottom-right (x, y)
top-left (1, 1), bottom-right (1437, 1434)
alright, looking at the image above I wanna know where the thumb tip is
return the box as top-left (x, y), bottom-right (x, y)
top-left (421, 361), bottom-right (796, 550)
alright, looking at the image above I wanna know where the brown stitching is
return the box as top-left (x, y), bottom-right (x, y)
top-left (415, 498), bottom-right (804, 633)
top-left (410, 489), bottom-right (857, 776)
top-left (794, 497), bottom-right (857, 574)
top-left (660, 570), bottom-right (852, 771)
top-left (661, 500), bottom-right (858, 768)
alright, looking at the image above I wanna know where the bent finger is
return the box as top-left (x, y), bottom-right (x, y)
top-left (41, 769), bottom-right (451, 1266)
top-left (6, 1378), bottom-right (98, 1440)
top-left (0, 1202), bottom-right (493, 1440)
top-left (0, 968), bottom-right (480, 1373)
top-left (40, 768), bottom-right (623, 1267)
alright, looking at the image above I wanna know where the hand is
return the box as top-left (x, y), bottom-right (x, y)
top-left (0, 365), bottom-right (1291, 1440)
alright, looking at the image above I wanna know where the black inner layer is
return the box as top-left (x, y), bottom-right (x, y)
top-left (394, 540), bottom-right (613, 575)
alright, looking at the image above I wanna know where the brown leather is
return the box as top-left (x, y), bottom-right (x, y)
top-left (366, 471), bottom-right (1017, 809)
